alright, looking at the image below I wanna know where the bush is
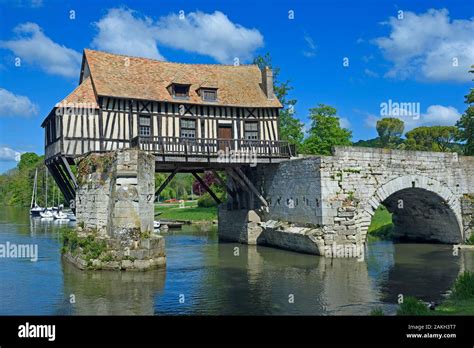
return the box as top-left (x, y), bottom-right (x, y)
top-left (197, 184), bottom-right (226, 207)
top-left (466, 234), bottom-right (474, 245)
top-left (198, 193), bottom-right (218, 207)
top-left (369, 307), bottom-right (384, 316)
top-left (397, 297), bottom-right (429, 316)
top-left (60, 228), bottom-right (107, 262)
top-left (450, 271), bottom-right (474, 300)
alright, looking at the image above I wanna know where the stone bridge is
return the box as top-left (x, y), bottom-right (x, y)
top-left (219, 147), bottom-right (474, 256)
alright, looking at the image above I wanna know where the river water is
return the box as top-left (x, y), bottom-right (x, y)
top-left (1, 207), bottom-right (472, 315)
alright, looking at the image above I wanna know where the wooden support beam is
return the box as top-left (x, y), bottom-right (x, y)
top-left (48, 163), bottom-right (73, 203)
top-left (211, 170), bottom-right (236, 198)
top-left (192, 172), bottom-right (222, 204)
top-left (225, 167), bottom-right (248, 192)
top-left (54, 161), bottom-right (75, 201)
top-left (233, 167), bottom-right (268, 207)
top-left (60, 156), bottom-right (77, 188)
top-left (155, 168), bottom-right (179, 201)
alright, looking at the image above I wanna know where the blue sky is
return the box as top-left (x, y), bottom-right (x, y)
top-left (0, 0), bottom-right (473, 173)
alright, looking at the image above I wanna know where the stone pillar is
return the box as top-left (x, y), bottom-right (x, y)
top-left (218, 207), bottom-right (264, 245)
top-left (461, 194), bottom-right (474, 242)
top-left (68, 148), bottom-right (165, 271)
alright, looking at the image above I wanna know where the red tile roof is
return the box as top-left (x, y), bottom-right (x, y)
top-left (83, 49), bottom-right (282, 108)
top-left (57, 76), bottom-right (99, 109)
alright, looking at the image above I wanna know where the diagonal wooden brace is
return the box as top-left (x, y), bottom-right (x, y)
top-left (192, 172), bottom-right (222, 204)
top-left (155, 168), bottom-right (179, 201)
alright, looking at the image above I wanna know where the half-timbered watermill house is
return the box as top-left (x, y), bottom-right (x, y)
top-left (42, 49), bottom-right (294, 207)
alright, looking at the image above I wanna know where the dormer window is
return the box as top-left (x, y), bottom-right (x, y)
top-left (201, 89), bottom-right (217, 102)
top-left (171, 84), bottom-right (190, 99)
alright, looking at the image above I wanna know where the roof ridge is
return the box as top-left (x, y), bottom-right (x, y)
top-left (84, 49), bottom-right (259, 69)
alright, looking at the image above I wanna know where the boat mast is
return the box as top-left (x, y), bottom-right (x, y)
top-left (45, 167), bottom-right (48, 208)
top-left (30, 168), bottom-right (38, 209)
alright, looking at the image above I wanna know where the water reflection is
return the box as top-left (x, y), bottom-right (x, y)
top-left (377, 243), bottom-right (461, 303)
top-left (62, 261), bottom-right (166, 315)
top-left (0, 208), bottom-right (470, 315)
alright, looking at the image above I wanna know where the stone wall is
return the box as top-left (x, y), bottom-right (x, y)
top-left (75, 152), bottom-right (116, 235)
top-left (219, 147), bottom-right (474, 257)
top-left (461, 195), bottom-right (474, 241)
top-left (71, 148), bottom-right (165, 271)
top-left (250, 159), bottom-right (323, 225)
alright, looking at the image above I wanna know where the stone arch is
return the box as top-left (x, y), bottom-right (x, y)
top-left (360, 175), bottom-right (463, 244)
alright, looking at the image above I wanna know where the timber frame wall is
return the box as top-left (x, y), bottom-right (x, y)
top-left (44, 96), bottom-right (282, 160)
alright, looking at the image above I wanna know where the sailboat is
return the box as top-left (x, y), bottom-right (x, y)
top-left (40, 168), bottom-right (54, 219)
top-left (30, 168), bottom-right (43, 217)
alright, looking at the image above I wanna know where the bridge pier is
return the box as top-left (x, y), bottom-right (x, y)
top-left (218, 147), bottom-right (474, 258)
top-left (64, 148), bottom-right (166, 271)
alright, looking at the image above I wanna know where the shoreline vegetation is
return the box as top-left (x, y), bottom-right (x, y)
top-left (371, 271), bottom-right (474, 316)
top-left (367, 205), bottom-right (394, 240)
top-left (155, 201), bottom-right (217, 222)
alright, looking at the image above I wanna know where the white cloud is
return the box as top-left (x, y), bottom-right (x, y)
top-left (0, 88), bottom-right (38, 117)
top-left (302, 33), bottom-right (316, 58)
top-left (339, 117), bottom-right (351, 129)
top-left (10, 0), bottom-right (43, 8)
top-left (364, 68), bottom-right (379, 78)
top-left (92, 8), bottom-right (165, 60)
top-left (0, 22), bottom-right (81, 78)
top-left (0, 147), bottom-right (22, 162)
top-left (416, 105), bottom-right (461, 127)
top-left (373, 9), bottom-right (474, 82)
top-left (92, 8), bottom-right (264, 64)
top-left (155, 11), bottom-right (263, 64)
top-left (364, 104), bottom-right (461, 131)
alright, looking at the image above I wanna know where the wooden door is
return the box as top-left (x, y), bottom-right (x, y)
top-left (218, 125), bottom-right (233, 151)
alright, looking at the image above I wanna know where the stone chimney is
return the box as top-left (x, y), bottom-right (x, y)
top-left (261, 66), bottom-right (274, 99)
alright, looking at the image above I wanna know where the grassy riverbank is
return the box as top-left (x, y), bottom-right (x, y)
top-left (401, 271), bottom-right (474, 315)
top-left (367, 205), bottom-right (393, 240)
top-left (155, 201), bottom-right (217, 222)
top-left (371, 271), bottom-right (474, 316)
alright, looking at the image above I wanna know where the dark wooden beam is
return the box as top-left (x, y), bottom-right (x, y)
top-left (224, 167), bottom-right (247, 192)
top-left (54, 160), bottom-right (75, 201)
top-left (155, 168), bottom-right (179, 201)
top-left (192, 172), bottom-right (221, 204)
top-left (211, 169), bottom-right (235, 198)
top-left (48, 163), bottom-right (72, 203)
top-left (60, 156), bottom-right (77, 188)
top-left (233, 167), bottom-right (268, 207)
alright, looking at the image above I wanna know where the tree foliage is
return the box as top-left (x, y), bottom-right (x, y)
top-left (405, 126), bottom-right (460, 152)
top-left (302, 104), bottom-right (352, 155)
top-left (0, 153), bottom-right (65, 207)
top-left (253, 53), bottom-right (304, 149)
top-left (376, 117), bottom-right (404, 148)
top-left (456, 67), bottom-right (474, 155)
top-left (192, 171), bottom-right (219, 196)
top-left (155, 173), bottom-right (196, 201)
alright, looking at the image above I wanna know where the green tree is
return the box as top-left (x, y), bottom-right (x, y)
top-left (302, 104), bottom-right (352, 155)
top-left (376, 117), bottom-right (405, 148)
top-left (18, 153), bottom-right (40, 172)
top-left (430, 126), bottom-right (460, 152)
top-left (405, 126), bottom-right (460, 152)
top-left (253, 53), bottom-right (304, 150)
top-left (0, 152), bottom-right (67, 207)
top-left (405, 127), bottom-right (435, 151)
top-left (456, 66), bottom-right (474, 155)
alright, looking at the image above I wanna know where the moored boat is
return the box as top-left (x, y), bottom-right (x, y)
top-left (53, 210), bottom-right (69, 220)
top-left (29, 169), bottom-right (44, 216)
